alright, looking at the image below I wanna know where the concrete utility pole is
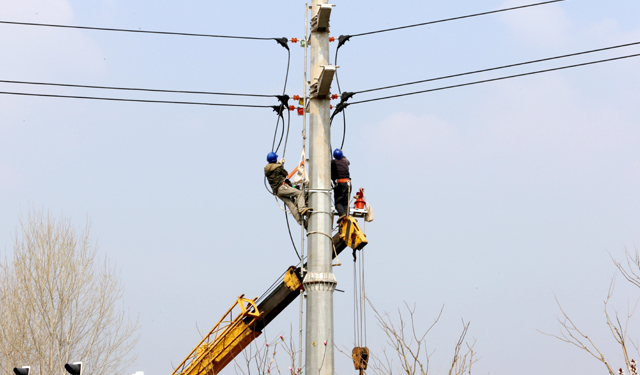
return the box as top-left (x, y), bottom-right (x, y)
top-left (303, 1), bottom-right (336, 375)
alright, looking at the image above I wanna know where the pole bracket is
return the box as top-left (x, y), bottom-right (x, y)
top-left (302, 272), bottom-right (337, 291)
top-left (309, 65), bottom-right (337, 99)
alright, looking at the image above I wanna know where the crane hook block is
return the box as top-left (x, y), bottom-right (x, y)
top-left (352, 347), bottom-right (369, 370)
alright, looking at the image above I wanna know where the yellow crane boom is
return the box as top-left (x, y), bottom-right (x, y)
top-left (172, 234), bottom-right (349, 375)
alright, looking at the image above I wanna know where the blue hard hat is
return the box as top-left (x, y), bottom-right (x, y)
top-left (267, 152), bottom-right (278, 163)
top-left (333, 148), bottom-right (344, 160)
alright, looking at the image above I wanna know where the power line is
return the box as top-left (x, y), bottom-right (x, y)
top-left (279, 49), bottom-right (293, 157)
top-left (0, 20), bottom-right (280, 41)
top-left (354, 41), bottom-right (640, 94)
top-left (333, 39), bottom-right (349, 151)
top-left (348, 52), bottom-right (640, 105)
top-left (349, 0), bottom-right (564, 38)
top-left (0, 91), bottom-right (274, 107)
top-left (0, 79), bottom-right (277, 97)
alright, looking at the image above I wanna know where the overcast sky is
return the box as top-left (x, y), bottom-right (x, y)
top-left (1, 0), bottom-right (640, 374)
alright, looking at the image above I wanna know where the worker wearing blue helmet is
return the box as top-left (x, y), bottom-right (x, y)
top-left (264, 151), bottom-right (310, 225)
top-left (331, 148), bottom-right (350, 220)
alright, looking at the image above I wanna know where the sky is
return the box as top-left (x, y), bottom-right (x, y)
top-left (1, 0), bottom-right (640, 374)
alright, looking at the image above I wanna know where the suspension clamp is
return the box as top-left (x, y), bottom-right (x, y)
top-left (274, 37), bottom-right (290, 51)
top-left (275, 94), bottom-right (290, 107)
top-left (337, 35), bottom-right (351, 50)
top-left (271, 104), bottom-right (285, 119)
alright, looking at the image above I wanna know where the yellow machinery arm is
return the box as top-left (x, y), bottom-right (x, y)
top-left (170, 296), bottom-right (263, 375)
top-left (172, 235), bottom-right (349, 375)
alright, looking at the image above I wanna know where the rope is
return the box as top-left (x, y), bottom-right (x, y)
top-left (306, 231), bottom-right (333, 241)
top-left (308, 211), bottom-right (333, 216)
top-left (332, 241), bottom-right (342, 267)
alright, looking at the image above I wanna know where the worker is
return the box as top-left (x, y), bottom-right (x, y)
top-left (331, 148), bottom-right (350, 221)
top-left (265, 152), bottom-right (310, 226)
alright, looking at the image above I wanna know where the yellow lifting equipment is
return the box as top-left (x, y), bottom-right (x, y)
top-left (338, 216), bottom-right (368, 260)
top-left (352, 347), bottom-right (369, 371)
top-left (171, 237), bottom-right (352, 375)
top-left (171, 296), bottom-right (262, 375)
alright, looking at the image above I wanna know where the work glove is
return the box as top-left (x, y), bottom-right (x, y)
top-left (279, 158), bottom-right (285, 164)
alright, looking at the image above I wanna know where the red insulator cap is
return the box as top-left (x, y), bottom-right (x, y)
top-left (330, 105), bottom-right (334, 110)
top-left (293, 95), bottom-right (300, 101)
top-left (329, 37), bottom-right (335, 42)
top-left (288, 105), bottom-right (295, 111)
top-left (291, 38), bottom-right (298, 43)
top-left (331, 94), bottom-right (338, 100)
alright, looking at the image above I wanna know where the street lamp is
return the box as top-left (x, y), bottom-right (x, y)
top-left (64, 362), bottom-right (83, 375)
top-left (13, 366), bottom-right (30, 375)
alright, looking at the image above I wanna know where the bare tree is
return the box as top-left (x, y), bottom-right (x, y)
top-left (543, 247), bottom-right (640, 375)
top-left (367, 302), bottom-right (476, 375)
top-left (234, 328), bottom-right (302, 375)
top-left (0, 209), bottom-right (139, 375)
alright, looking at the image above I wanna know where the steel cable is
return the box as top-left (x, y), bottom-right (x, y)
top-left (0, 91), bottom-right (274, 107)
top-left (0, 79), bottom-right (277, 97)
top-left (349, 52), bottom-right (640, 105)
top-left (353, 41), bottom-right (640, 95)
top-left (0, 20), bottom-right (278, 40)
top-left (348, 0), bottom-right (564, 38)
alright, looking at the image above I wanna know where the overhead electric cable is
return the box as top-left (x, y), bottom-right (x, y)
top-left (348, 0), bottom-right (564, 38)
top-left (272, 115), bottom-right (285, 152)
top-left (271, 49), bottom-right (292, 155)
top-left (0, 20), bottom-right (281, 41)
top-left (354, 41), bottom-right (640, 94)
top-left (0, 91), bottom-right (273, 107)
top-left (282, 49), bottom-right (291, 96)
top-left (333, 44), bottom-right (348, 151)
top-left (284, 211), bottom-right (301, 261)
top-left (0, 79), bottom-right (277, 97)
top-left (283, 106), bottom-right (292, 157)
top-left (275, 47), bottom-right (299, 262)
top-left (280, 49), bottom-right (292, 158)
top-left (348, 52), bottom-right (640, 105)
